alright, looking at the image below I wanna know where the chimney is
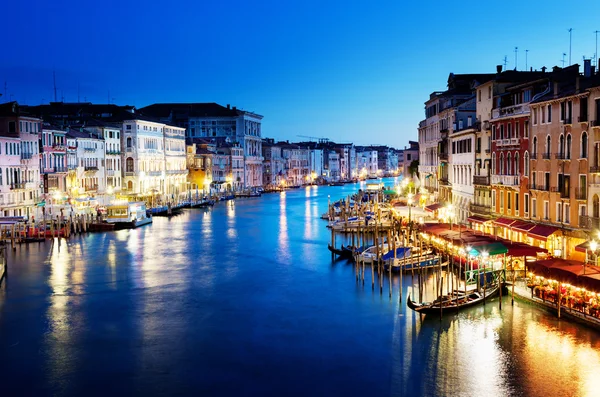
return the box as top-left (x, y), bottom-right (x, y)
top-left (553, 82), bottom-right (558, 96)
top-left (496, 65), bottom-right (502, 73)
top-left (226, 104), bottom-right (230, 109)
top-left (530, 67), bottom-right (533, 72)
top-left (541, 66), bottom-right (547, 73)
top-left (584, 59), bottom-right (592, 77)
top-left (233, 106), bottom-right (237, 111)
top-left (576, 76), bottom-right (580, 92)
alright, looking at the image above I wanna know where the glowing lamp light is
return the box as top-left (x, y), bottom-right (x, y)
top-left (591, 240), bottom-right (598, 252)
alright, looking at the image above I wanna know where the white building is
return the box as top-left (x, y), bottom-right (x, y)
top-left (309, 147), bottom-right (324, 180)
top-left (67, 128), bottom-right (106, 202)
top-left (163, 125), bottom-right (188, 200)
top-left (85, 121), bottom-right (123, 194)
top-left (123, 119), bottom-right (167, 198)
top-left (328, 151), bottom-right (340, 180)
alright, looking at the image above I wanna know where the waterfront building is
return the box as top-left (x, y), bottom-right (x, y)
top-left (0, 102), bottom-right (42, 218)
top-left (356, 148), bottom-right (378, 177)
top-left (328, 151), bottom-right (340, 180)
top-left (186, 142), bottom-right (213, 197)
top-left (66, 128), bottom-right (106, 202)
top-left (84, 121), bottom-right (123, 194)
top-left (40, 124), bottom-right (68, 203)
top-left (211, 150), bottom-right (231, 192)
top-left (308, 146), bottom-right (324, 181)
top-left (163, 124), bottom-right (188, 200)
top-left (490, 69), bottom-right (551, 247)
top-left (399, 141), bottom-right (418, 178)
top-left (528, 64), bottom-right (597, 258)
top-left (280, 143), bottom-right (309, 186)
top-left (262, 139), bottom-right (285, 187)
top-left (585, 70), bottom-right (600, 233)
top-left (138, 103), bottom-right (263, 188)
top-left (122, 119), bottom-right (167, 198)
top-left (418, 74), bottom-right (493, 203)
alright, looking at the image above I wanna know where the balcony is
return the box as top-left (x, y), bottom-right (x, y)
top-left (106, 170), bottom-right (115, 176)
top-left (10, 182), bottom-right (25, 190)
top-left (52, 144), bottom-right (66, 151)
top-left (591, 165), bottom-right (600, 173)
top-left (438, 178), bottom-right (450, 186)
top-left (470, 203), bottom-right (491, 215)
top-left (592, 120), bottom-right (600, 127)
top-left (580, 215), bottom-right (600, 229)
top-left (85, 184), bottom-right (98, 192)
top-left (530, 153), bottom-right (538, 160)
top-left (495, 138), bottom-right (520, 147)
top-left (106, 150), bottom-right (121, 155)
top-left (492, 103), bottom-right (530, 119)
top-left (485, 149), bottom-right (490, 154)
top-left (438, 152), bottom-right (449, 161)
top-left (562, 117), bottom-right (572, 125)
top-left (125, 172), bottom-right (135, 177)
top-left (147, 171), bottom-right (162, 176)
top-left (541, 153), bottom-right (552, 160)
top-left (473, 175), bottom-right (490, 185)
top-left (575, 187), bottom-right (587, 200)
top-left (84, 166), bottom-right (98, 171)
top-left (491, 174), bottom-right (519, 186)
top-left (20, 152), bottom-right (33, 160)
top-left (529, 184), bottom-right (549, 191)
top-left (579, 115), bottom-right (588, 123)
top-left (84, 147), bottom-right (96, 152)
top-left (560, 188), bottom-right (570, 199)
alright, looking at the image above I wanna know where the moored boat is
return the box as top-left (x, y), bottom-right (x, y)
top-left (106, 202), bottom-right (152, 229)
top-left (406, 285), bottom-right (500, 315)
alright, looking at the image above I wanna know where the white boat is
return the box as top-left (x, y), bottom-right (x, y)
top-left (105, 201), bottom-right (152, 229)
top-left (356, 237), bottom-right (402, 264)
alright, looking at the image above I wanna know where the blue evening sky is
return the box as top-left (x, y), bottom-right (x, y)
top-left (2, 0), bottom-right (600, 148)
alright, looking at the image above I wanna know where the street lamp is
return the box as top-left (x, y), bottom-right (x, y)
top-left (590, 240), bottom-right (598, 269)
top-left (447, 204), bottom-right (455, 230)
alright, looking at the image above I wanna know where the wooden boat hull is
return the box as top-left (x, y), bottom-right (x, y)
top-left (327, 244), bottom-right (354, 259)
top-left (407, 286), bottom-right (499, 315)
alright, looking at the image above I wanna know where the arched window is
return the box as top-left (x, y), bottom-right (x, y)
top-left (533, 136), bottom-right (538, 157)
top-left (127, 180), bottom-right (133, 191)
top-left (559, 134), bottom-right (565, 157)
top-left (492, 153), bottom-right (496, 173)
top-left (507, 152), bottom-right (512, 175)
top-left (126, 157), bottom-right (134, 172)
top-left (594, 194), bottom-right (600, 219)
top-left (546, 135), bottom-right (551, 157)
top-left (566, 134), bottom-right (572, 159)
top-left (582, 131), bottom-right (588, 158)
top-left (524, 151), bottom-right (530, 176)
top-left (500, 153), bottom-right (504, 175)
top-left (515, 152), bottom-right (520, 175)
top-left (126, 137), bottom-right (132, 148)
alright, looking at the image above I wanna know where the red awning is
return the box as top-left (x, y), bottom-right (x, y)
top-left (505, 242), bottom-right (547, 257)
top-left (493, 217), bottom-right (516, 226)
top-left (424, 203), bottom-right (443, 212)
top-left (467, 215), bottom-right (491, 224)
top-left (511, 221), bottom-right (536, 232)
top-left (528, 225), bottom-right (559, 241)
top-left (575, 241), bottom-right (592, 253)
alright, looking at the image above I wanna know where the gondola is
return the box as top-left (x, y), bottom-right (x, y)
top-left (327, 244), bottom-right (354, 260)
top-left (406, 285), bottom-right (499, 315)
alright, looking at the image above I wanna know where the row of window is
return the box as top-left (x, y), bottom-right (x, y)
top-left (531, 131), bottom-right (588, 158)
top-left (452, 138), bottom-right (472, 154)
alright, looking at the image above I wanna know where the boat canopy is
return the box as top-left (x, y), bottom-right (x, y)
top-left (382, 247), bottom-right (411, 260)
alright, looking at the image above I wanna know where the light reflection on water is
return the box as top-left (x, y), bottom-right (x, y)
top-left (0, 180), bottom-right (600, 396)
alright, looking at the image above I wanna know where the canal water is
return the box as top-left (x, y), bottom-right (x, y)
top-left (1, 182), bottom-right (600, 396)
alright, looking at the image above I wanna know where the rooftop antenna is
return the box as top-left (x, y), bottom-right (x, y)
top-left (568, 28), bottom-right (573, 65)
top-left (53, 71), bottom-right (57, 102)
top-left (595, 30), bottom-right (599, 67)
top-left (561, 53), bottom-right (566, 68)
top-left (525, 49), bottom-right (529, 70)
top-left (514, 47), bottom-right (518, 70)
top-left (503, 55), bottom-right (508, 69)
